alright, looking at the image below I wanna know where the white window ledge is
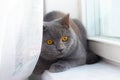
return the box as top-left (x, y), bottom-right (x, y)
top-left (41, 61), bottom-right (120, 80)
top-left (88, 37), bottom-right (120, 64)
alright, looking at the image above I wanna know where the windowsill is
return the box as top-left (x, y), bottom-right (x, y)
top-left (42, 61), bottom-right (120, 80)
top-left (88, 36), bottom-right (120, 46)
top-left (88, 37), bottom-right (120, 64)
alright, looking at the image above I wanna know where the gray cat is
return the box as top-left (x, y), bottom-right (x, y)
top-left (31, 11), bottom-right (100, 78)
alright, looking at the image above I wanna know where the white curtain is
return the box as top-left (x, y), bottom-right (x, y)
top-left (0, 0), bottom-right (43, 80)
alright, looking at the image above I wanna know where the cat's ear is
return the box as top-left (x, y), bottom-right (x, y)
top-left (59, 14), bottom-right (70, 28)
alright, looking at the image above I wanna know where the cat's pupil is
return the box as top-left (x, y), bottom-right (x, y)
top-left (46, 40), bottom-right (53, 45)
top-left (62, 36), bottom-right (68, 42)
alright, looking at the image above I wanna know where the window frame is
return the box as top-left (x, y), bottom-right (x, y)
top-left (81, 0), bottom-right (120, 64)
top-left (81, 0), bottom-right (101, 37)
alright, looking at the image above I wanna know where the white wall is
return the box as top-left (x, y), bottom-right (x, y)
top-left (45, 0), bottom-right (81, 19)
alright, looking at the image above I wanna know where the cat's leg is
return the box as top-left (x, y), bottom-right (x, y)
top-left (49, 59), bottom-right (86, 73)
top-left (29, 74), bottom-right (42, 80)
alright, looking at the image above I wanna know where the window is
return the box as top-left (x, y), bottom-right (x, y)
top-left (81, 0), bottom-right (120, 63)
top-left (82, 0), bottom-right (120, 39)
top-left (100, 0), bottom-right (120, 38)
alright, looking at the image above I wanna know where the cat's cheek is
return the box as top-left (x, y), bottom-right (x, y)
top-left (49, 63), bottom-right (66, 73)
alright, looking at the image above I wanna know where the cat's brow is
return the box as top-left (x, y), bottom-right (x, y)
top-left (48, 30), bottom-right (60, 40)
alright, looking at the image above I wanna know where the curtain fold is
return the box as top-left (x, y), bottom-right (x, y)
top-left (0, 0), bottom-right (43, 80)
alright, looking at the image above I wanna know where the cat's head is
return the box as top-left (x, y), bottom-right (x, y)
top-left (41, 14), bottom-right (77, 60)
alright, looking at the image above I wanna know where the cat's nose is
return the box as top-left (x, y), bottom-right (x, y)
top-left (57, 46), bottom-right (64, 52)
top-left (57, 44), bottom-right (64, 52)
top-left (58, 48), bottom-right (63, 52)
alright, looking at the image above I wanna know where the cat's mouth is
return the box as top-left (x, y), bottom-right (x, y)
top-left (56, 51), bottom-right (68, 58)
top-left (47, 52), bottom-right (64, 59)
top-left (41, 51), bottom-right (62, 59)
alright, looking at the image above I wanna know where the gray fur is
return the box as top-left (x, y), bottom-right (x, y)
top-left (32, 11), bottom-right (100, 78)
top-left (42, 11), bottom-right (86, 72)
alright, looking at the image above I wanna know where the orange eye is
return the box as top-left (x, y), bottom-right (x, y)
top-left (46, 40), bottom-right (53, 45)
top-left (62, 36), bottom-right (68, 42)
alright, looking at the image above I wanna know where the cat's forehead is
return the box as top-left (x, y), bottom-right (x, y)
top-left (43, 21), bottom-right (69, 39)
top-left (43, 21), bottom-right (65, 32)
top-left (44, 21), bottom-right (61, 28)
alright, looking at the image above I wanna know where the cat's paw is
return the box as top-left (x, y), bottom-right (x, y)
top-left (49, 63), bottom-right (66, 73)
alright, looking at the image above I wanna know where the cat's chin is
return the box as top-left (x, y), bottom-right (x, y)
top-left (41, 52), bottom-right (61, 60)
top-left (56, 52), bottom-right (69, 58)
top-left (41, 56), bottom-right (57, 61)
top-left (56, 55), bottom-right (65, 58)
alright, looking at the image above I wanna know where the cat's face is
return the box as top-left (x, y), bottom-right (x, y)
top-left (41, 15), bottom-right (76, 60)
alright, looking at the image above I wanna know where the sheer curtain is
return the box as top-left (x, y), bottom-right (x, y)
top-left (0, 0), bottom-right (43, 80)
